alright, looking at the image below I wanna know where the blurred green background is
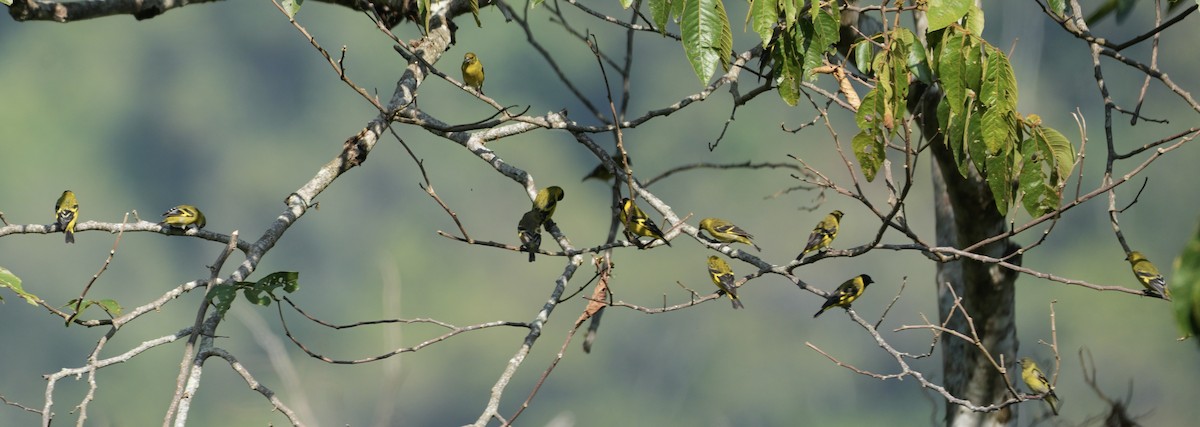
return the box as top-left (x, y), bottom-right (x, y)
top-left (1, 1), bottom-right (1198, 426)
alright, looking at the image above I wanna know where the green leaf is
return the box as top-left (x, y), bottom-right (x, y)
top-left (207, 285), bottom-right (238, 318)
top-left (879, 34), bottom-right (913, 136)
top-left (62, 298), bottom-right (123, 325)
top-left (239, 271), bottom-right (301, 308)
top-left (800, 2), bottom-right (840, 81)
top-left (981, 45), bottom-right (1018, 112)
top-left (209, 271), bottom-right (301, 317)
top-left (620, 0), bottom-right (634, 9)
top-left (985, 150), bottom-right (1012, 216)
top-left (470, 0), bottom-right (482, 27)
top-left (1174, 218), bottom-right (1200, 341)
top-left (893, 28), bottom-right (932, 84)
top-left (0, 0), bottom-right (12, 6)
top-left (649, 0), bottom-right (671, 32)
top-left (938, 30), bottom-right (966, 114)
top-left (981, 107), bottom-right (1014, 154)
top-left (280, 0), bottom-right (303, 18)
top-left (938, 100), bottom-right (970, 177)
top-left (853, 89), bottom-right (886, 182)
top-left (0, 266), bottom-right (39, 305)
top-left (965, 4), bottom-right (985, 37)
top-left (1036, 125), bottom-right (1075, 185)
top-left (926, 0), bottom-right (972, 31)
top-left (1048, 0), bottom-right (1066, 16)
top-left (97, 299), bottom-right (123, 316)
top-left (681, 0), bottom-right (733, 83)
top-left (1018, 138), bottom-right (1057, 216)
top-left (962, 36), bottom-right (984, 97)
top-left (774, 27), bottom-right (802, 106)
top-left (852, 131), bottom-right (884, 182)
top-left (717, 0), bottom-right (734, 70)
top-left (747, 0), bottom-right (778, 45)
top-left (1016, 122), bottom-right (1075, 217)
top-left (780, 0), bottom-right (799, 28)
top-left (854, 41), bottom-right (874, 75)
top-left (672, 0), bottom-right (687, 22)
top-left (964, 106), bottom-right (987, 176)
top-left (419, 0), bottom-right (431, 31)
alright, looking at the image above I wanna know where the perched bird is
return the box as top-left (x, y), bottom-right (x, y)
top-left (581, 163), bottom-right (614, 182)
top-left (532, 186), bottom-right (564, 225)
top-left (581, 155), bottom-right (631, 182)
top-left (707, 256), bottom-right (745, 309)
top-left (619, 198), bottom-right (671, 247)
top-left (1125, 251), bottom-right (1170, 299)
top-left (699, 217), bottom-right (762, 251)
top-left (517, 209), bottom-right (543, 262)
top-left (1019, 357), bottom-right (1060, 416)
top-left (461, 52), bottom-right (485, 94)
top-left (800, 210), bottom-right (844, 257)
top-left (813, 274), bottom-right (874, 318)
top-left (161, 205), bottom-right (206, 231)
top-left (54, 190), bottom-right (79, 244)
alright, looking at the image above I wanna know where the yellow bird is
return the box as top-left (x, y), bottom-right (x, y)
top-left (54, 190), bottom-right (79, 244)
top-left (1125, 251), bottom-right (1170, 299)
top-left (699, 217), bottom-right (761, 251)
top-left (461, 52), bottom-right (485, 94)
top-left (161, 205), bottom-right (206, 231)
top-left (813, 274), bottom-right (873, 318)
top-left (517, 209), bottom-right (543, 262)
top-left (1019, 357), bottom-right (1059, 416)
top-left (532, 186), bottom-right (564, 225)
top-left (619, 198), bottom-right (671, 248)
top-left (707, 256), bottom-right (744, 309)
top-left (800, 210), bottom-right (843, 257)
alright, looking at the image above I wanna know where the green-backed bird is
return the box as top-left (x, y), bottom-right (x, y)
top-left (517, 209), bottom-right (543, 262)
top-left (813, 274), bottom-right (873, 318)
top-left (699, 217), bottom-right (761, 251)
top-left (800, 210), bottom-right (843, 258)
top-left (55, 190), bottom-right (79, 244)
top-left (582, 154), bottom-right (631, 182)
top-left (532, 186), bottom-right (564, 225)
top-left (1125, 251), bottom-right (1170, 299)
top-left (619, 198), bottom-right (671, 247)
top-left (1019, 357), bottom-right (1060, 416)
top-left (707, 256), bottom-right (745, 309)
top-left (161, 205), bottom-right (206, 231)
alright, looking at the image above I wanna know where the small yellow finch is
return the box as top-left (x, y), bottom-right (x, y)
top-left (1125, 251), bottom-right (1170, 299)
top-left (813, 274), bottom-right (873, 318)
top-left (461, 52), bottom-right (485, 94)
top-left (707, 256), bottom-right (745, 309)
top-left (161, 205), bottom-right (206, 231)
top-left (619, 198), bottom-right (671, 248)
top-left (532, 186), bottom-right (564, 225)
top-left (517, 209), bottom-right (543, 262)
top-left (582, 154), bottom-right (630, 182)
top-left (699, 217), bottom-right (761, 251)
top-left (800, 210), bottom-right (843, 258)
top-left (1018, 357), bottom-right (1059, 416)
top-left (54, 190), bottom-right (79, 244)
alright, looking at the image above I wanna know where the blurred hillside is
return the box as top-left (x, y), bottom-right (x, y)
top-left (1, 1), bottom-right (1198, 426)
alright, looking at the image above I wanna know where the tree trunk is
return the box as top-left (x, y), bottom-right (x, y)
top-left (922, 86), bottom-right (1020, 426)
